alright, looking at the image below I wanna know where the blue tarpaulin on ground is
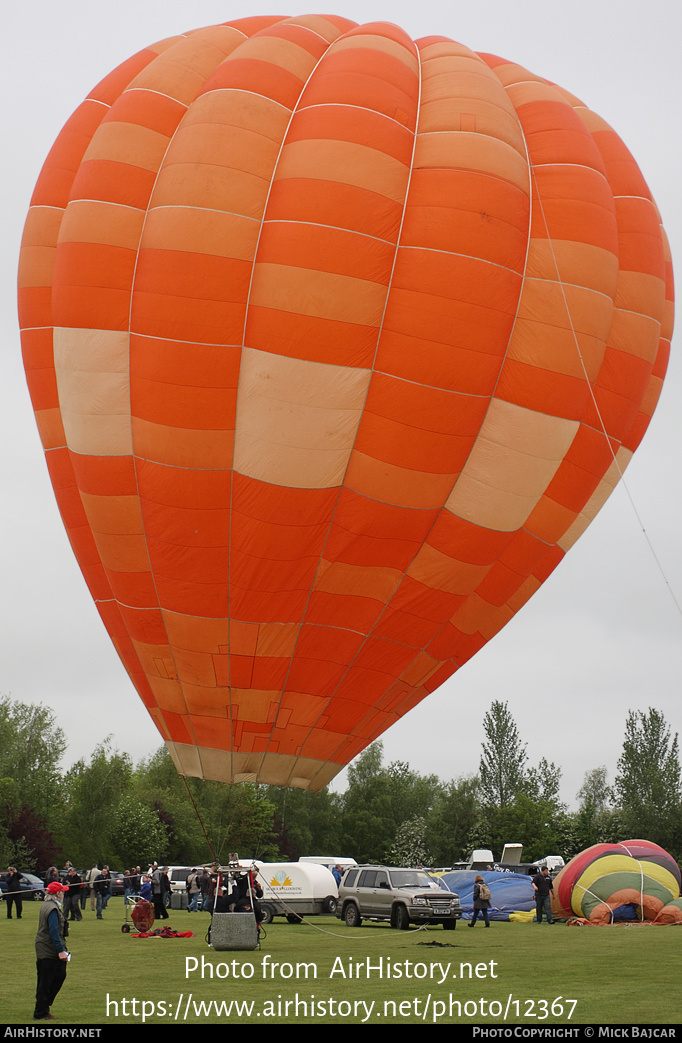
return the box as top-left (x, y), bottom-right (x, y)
top-left (439, 870), bottom-right (535, 921)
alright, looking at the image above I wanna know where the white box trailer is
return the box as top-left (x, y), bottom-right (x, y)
top-left (239, 861), bottom-right (339, 923)
top-left (299, 856), bottom-right (358, 874)
top-left (537, 855), bottom-right (565, 871)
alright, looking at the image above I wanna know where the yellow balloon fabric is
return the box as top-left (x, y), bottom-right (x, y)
top-left (19, 16), bottom-right (673, 789)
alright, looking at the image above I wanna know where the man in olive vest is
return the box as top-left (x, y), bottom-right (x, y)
top-left (34, 881), bottom-right (70, 1021)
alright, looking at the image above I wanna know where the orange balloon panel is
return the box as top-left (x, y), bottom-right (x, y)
top-left (19, 16), bottom-right (673, 790)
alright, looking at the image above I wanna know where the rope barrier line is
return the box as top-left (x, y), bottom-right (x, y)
top-left (279, 917), bottom-right (438, 939)
top-left (0, 885), bottom-right (45, 899)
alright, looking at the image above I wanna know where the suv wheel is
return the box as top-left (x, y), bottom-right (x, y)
top-left (392, 904), bottom-right (410, 930)
top-left (344, 903), bottom-right (362, 928)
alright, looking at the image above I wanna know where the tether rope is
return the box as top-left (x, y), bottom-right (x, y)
top-left (527, 152), bottom-right (682, 620)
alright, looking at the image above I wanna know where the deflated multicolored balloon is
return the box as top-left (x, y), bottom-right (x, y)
top-left (18, 16), bottom-right (673, 789)
top-left (551, 840), bottom-right (681, 923)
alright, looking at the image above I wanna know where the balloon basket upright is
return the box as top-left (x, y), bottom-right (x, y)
top-left (210, 912), bottom-right (259, 951)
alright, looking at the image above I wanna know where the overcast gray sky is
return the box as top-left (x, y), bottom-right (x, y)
top-left (3, 0), bottom-right (681, 810)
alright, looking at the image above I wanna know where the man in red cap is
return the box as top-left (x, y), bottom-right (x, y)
top-left (34, 881), bottom-right (70, 1021)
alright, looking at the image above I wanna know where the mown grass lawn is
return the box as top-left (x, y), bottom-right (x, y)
top-left (3, 898), bottom-right (679, 1025)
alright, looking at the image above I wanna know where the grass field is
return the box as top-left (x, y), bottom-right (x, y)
top-left (3, 897), bottom-right (679, 1025)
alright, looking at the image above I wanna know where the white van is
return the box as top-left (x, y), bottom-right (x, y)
top-left (156, 866), bottom-right (197, 894)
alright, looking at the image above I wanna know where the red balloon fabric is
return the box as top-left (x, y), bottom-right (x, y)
top-left (18, 16), bottom-right (673, 789)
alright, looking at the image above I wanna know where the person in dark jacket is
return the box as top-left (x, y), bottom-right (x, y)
top-left (234, 871), bottom-right (265, 923)
top-left (5, 867), bottom-right (24, 919)
top-left (64, 868), bottom-right (83, 922)
top-left (34, 881), bottom-right (70, 1021)
top-left (198, 869), bottom-right (211, 911)
top-left (94, 867), bottom-right (112, 919)
top-left (468, 875), bottom-right (491, 928)
top-left (532, 866), bottom-right (554, 923)
top-left (151, 867), bottom-right (170, 920)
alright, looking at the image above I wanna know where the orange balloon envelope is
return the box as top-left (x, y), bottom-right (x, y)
top-left (18, 16), bottom-right (673, 789)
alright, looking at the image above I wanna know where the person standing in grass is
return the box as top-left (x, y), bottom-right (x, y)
top-left (34, 881), bottom-right (70, 1021)
top-left (151, 866), bottom-right (170, 920)
top-left (64, 868), bottom-right (84, 921)
top-left (187, 869), bottom-right (201, 912)
top-left (86, 865), bottom-right (99, 912)
top-left (43, 867), bottom-right (59, 890)
top-left (94, 867), bottom-right (112, 919)
top-left (532, 866), bottom-right (554, 923)
top-left (468, 875), bottom-right (492, 928)
top-left (5, 867), bottom-right (24, 919)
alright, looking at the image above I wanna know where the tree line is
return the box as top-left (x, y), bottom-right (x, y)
top-left (1, 694), bottom-right (680, 872)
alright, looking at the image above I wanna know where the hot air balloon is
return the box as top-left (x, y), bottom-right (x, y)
top-left (551, 840), bottom-right (681, 923)
top-left (18, 16), bottom-right (673, 790)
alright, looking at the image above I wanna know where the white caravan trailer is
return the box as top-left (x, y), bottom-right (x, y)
top-left (239, 861), bottom-right (339, 923)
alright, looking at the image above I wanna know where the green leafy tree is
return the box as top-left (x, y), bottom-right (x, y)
top-left (339, 744), bottom-right (442, 862)
top-left (547, 812), bottom-right (583, 863)
top-left (573, 766), bottom-right (614, 849)
top-left (131, 748), bottom-right (207, 863)
top-left (338, 744), bottom-right (395, 861)
top-left (614, 708), bottom-right (681, 854)
top-left (112, 797), bottom-right (169, 867)
top-left (480, 793), bottom-right (563, 863)
top-left (475, 704), bottom-right (574, 859)
top-left (479, 701), bottom-right (528, 808)
top-left (264, 786), bottom-right (342, 861)
top-left (425, 776), bottom-right (480, 865)
top-left (0, 830), bottom-right (34, 871)
top-left (62, 739), bottom-right (133, 865)
top-left (386, 761), bottom-right (442, 826)
top-left (527, 758), bottom-right (564, 810)
top-left (198, 781), bottom-right (278, 863)
top-left (303, 788), bottom-right (343, 855)
top-left (388, 816), bottom-right (433, 867)
top-left (0, 696), bottom-right (66, 826)
top-left (577, 766), bottom-right (612, 813)
top-left (131, 747), bottom-right (279, 865)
